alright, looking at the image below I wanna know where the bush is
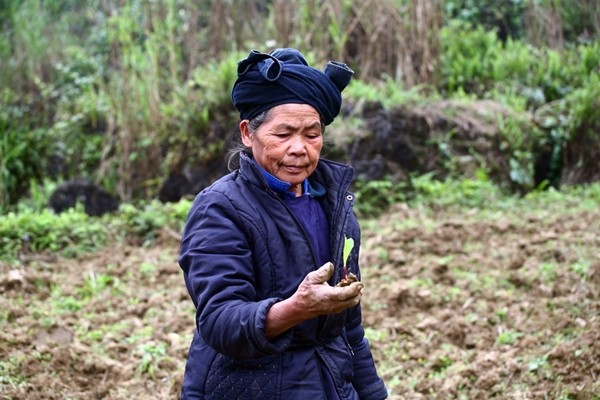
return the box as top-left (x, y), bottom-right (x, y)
top-left (441, 20), bottom-right (599, 97)
top-left (439, 20), bottom-right (502, 95)
top-left (353, 179), bottom-right (409, 217)
top-left (117, 199), bottom-right (191, 243)
top-left (0, 207), bottom-right (109, 259)
top-left (0, 127), bottom-right (52, 211)
top-left (410, 171), bottom-right (508, 209)
top-left (444, 0), bottom-right (528, 41)
top-left (0, 198), bottom-right (192, 260)
top-left (353, 171), bottom-right (512, 217)
top-left (0, 88), bottom-right (55, 211)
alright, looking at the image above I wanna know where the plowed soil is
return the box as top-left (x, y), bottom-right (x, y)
top-left (1, 199), bottom-right (599, 399)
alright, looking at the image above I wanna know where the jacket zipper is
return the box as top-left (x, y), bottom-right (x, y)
top-left (332, 193), bottom-right (354, 282)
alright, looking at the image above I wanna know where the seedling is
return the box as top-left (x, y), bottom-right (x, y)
top-left (342, 237), bottom-right (354, 280)
top-left (337, 236), bottom-right (359, 287)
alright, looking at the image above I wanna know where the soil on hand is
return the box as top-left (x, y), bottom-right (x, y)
top-left (1, 201), bottom-right (598, 399)
top-left (337, 272), bottom-right (359, 287)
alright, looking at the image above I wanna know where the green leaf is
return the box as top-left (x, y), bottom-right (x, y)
top-left (343, 237), bottom-right (354, 267)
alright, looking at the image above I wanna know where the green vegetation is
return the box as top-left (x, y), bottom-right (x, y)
top-left (355, 172), bottom-right (600, 217)
top-left (0, 199), bottom-right (190, 261)
top-left (0, 0), bottom-right (598, 212)
top-left (496, 329), bottom-right (524, 346)
top-left (2, 175), bottom-right (597, 263)
top-left (5, 163), bottom-right (571, 253)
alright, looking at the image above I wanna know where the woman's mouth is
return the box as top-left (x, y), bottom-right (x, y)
top-left (284, 165), bottom-right (304, 173)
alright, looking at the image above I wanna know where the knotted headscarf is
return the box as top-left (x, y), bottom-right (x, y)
top-left (231, 48), bottom-right (354, 126)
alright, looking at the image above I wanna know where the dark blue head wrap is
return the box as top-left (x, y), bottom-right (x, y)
top-left (231, 48), bottom-right (354, 126)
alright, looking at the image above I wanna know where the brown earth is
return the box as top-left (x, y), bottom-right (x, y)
top-left (1, 201), bottom-right (599, 399)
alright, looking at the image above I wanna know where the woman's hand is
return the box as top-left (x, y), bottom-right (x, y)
top-left (265, 262), bottom-right (363, 339)
top-left (295, 262), bottom-right (363, 315)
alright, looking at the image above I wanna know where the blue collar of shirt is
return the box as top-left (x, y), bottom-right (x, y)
top-left (253, 159), bottom-right (325, 199)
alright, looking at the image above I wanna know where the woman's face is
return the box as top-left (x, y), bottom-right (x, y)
top-left (240, 104), bottom-right (323, 197)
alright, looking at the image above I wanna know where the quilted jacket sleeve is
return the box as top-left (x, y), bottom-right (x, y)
top-left (179, 190), bottom-right (293, 360)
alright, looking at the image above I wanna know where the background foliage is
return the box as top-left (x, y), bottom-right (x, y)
top-left (0, 0), bottom-right (599, 213)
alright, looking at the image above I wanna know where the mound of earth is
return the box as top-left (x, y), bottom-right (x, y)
top-left (112, 99), bottom-right (598, 205)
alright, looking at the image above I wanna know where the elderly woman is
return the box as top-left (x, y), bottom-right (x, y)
top-left (179, 48), bottom-right (388, 400)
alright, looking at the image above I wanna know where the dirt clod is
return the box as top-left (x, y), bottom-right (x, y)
top-left (336, 272), bottom-right (359, 287)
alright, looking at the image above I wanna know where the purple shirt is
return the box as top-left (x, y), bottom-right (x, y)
top-left (283, 194), bottom-right (330, 266)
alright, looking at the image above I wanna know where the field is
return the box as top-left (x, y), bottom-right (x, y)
top-left (1, 187), bottom-right (599, 399)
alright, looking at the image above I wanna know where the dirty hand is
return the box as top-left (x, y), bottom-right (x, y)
top-left (292, 262), bottom-right (363, 319)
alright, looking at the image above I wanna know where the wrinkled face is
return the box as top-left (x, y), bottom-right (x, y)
top-left (240, 104), bottom-right (323, 197)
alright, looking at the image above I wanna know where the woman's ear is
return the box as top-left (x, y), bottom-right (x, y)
top-left (239, 120), bottom-right (253, 148)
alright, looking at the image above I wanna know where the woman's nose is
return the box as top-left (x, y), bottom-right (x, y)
top-left (288, 135), bottom-right (307, 154)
